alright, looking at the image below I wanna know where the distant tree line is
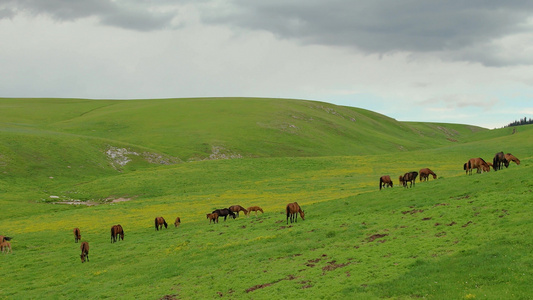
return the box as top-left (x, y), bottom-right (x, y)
top-left (504, 117), bottom-right (533, 128)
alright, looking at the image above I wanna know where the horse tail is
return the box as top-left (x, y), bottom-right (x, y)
top-left (379, 177), bottom-right (383, 190)
top-left (463, 163), bottom-right (467, 170)
top-left (155, 218), bottom-right (158, 230)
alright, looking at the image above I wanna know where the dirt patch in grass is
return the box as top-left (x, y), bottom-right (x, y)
top-left (402, 209), bottom-right (424, 215)
top-left (367, 233), bottom-right (388, 242)
top-left (462, 221), bottom-right (473, 227)
top-left (322, 260), bottom-right (350, 274)
top-left (246, 274), bottom-right (297, 293)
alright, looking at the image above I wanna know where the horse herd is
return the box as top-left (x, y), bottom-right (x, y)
top-left (463, 152), bottom-right (520, 175)
top-left (379, 152), bottom-right (520, 190)
top-left (206, 205), bottom-right (266, 224)
top-left (2, 151), bottom-right (520, 262)
top-left (0, 202), bottom-right (305, 263)
top-left (379, 168), bottom-right (436, 190)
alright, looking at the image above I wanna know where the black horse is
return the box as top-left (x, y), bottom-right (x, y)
top-left (212, 208), bottom-right (236, 221)
top-left (493, 151), bottom-right (508, 171)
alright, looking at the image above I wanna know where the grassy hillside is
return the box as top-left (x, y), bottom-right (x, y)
top-left (0, 97), bottom-right (487, 161)
top-left (0, 97), bottom-right (532, 299)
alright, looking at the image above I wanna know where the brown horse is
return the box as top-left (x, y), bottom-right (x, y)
top-left (73, 228), bottom-right (81, 243)
top-left (505, 153), bottom-right (520, 166)
top-left (155, 217), bottom-right (168, 231)
top-left (1, 241), bottom-right (12, 254)
top-left (229, 205), bottom-right (248, 217)
top-left (286, 202), bottom-right (305, 224)
top-left (207, 213), bottom-right (219, 224)
top-left (111, 224), bottom-right (124, 243)
top-left (400, 171), bottom-right (418, 188)
top-left (465, 158), bottom-right (490, 175)
top-left (492, 151), bottom-right (508, 171)
top-left (80, 241), bottom-right (89, 263)
top-left (419, 168), bottom-right (437, 182)
top-left (379, 175), bottom-right (393, 190)
top-left (247, 206), bottom-right (264, 216)
top-left (174, 217), bottom-right (181, 228)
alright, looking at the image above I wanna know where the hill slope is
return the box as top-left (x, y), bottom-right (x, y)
top-left (0, 97), bottom-right (488, 173)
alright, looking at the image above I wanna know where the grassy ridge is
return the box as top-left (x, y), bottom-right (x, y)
top-left (0, 98), bottom-right (532, 299)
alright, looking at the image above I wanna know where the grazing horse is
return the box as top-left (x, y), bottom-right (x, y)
top-left (419, 168), bottom-right (437, 182)
top-left (229, 205), bottom-right (248, 217)
top-left (505, 153), bottom-right (520, 166)
top-left (174, 217), bottom-right (181, 228)
top-left (155, 217), bottom-right (168, 231)
top-left (207, 213), bottom-right (219, 224)
top-left (111, 224), bottom-right (125, 243)
top-left (73, 228), bottom-right (81, 243)
top-left (492, 152), bottom-right (508, 171)
top-left (80, 241), bottom-right (89, 263)
top-left (286, 202), bottom-right (305, 224)
top-left (399, 171), bottom-right (418, 188)
top-left (247, 206), bottom-right (264, 216)
top-left (0, 235), bottom-right (12, 243)
top-left (212, 208), bottom-right (236, 221)
top-left (1, 241), bottom-right (12, 254)
top-left (379, 175), bottom-right (393, 190)
top-left (465, 158), bottom-right (490, 175)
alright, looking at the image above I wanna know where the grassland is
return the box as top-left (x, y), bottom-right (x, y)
top-left (0, 98), bottom-right (532, 299)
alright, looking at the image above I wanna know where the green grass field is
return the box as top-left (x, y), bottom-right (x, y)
top-left (0, 98), bottom-right (532, 299)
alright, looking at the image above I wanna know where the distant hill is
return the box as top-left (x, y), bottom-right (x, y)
top-left (0, 97), bottom-right (487, 160)
top-left (0, 97), bottom-right (512, 188)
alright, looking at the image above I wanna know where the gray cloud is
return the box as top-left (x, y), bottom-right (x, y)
top-left (200, 1), bottom-right (533, 66)
top-left (1, 0), bottom-right (176, 31)
top-left (0, 8), bottom-right (15, 19)
top-left (4, 0), bottom-right (533, 66)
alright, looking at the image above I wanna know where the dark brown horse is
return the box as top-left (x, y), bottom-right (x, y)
top-left (229, 205), bottom-right (248, 217)
top-left (247, 206), bottom-right (264, 216)
top-left (400, 171), bottom-right (418, 188)
top-left (212, 208), bottom-right (236, 221)
top-left (419, 168), bottom-right (437, 182)
top-left (111, 224), bottom-right (124, 243)
top-left (465, 158), bottom-right (490, 175)
top-left (155, 217), bottom-right (168, 231)
top-left (174, 217), bottom-right (181, 228)
top-left (379, 175), bottom-right (393, 190)
top-left (73, 228), bottom-right (81, 243)
top-left (286, 202), bottom-right (305, 224)
top-left (492, 151), bottom-right (508, 171)
top-left (505, 153), bottom-right (520, 166)
top-left (207, 213), bottom-right (219, 224)
top-left (80, 241), bottom-right (89, 263)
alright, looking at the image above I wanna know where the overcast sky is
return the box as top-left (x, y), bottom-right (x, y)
top-left (1, 1), bottom-right (533, 128)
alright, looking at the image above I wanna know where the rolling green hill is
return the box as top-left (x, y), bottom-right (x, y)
top-left (0, 97), bottom-right (531, 299)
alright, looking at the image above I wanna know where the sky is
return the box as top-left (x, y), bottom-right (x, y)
top-left (1, 1), bottom-right (533, 129)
